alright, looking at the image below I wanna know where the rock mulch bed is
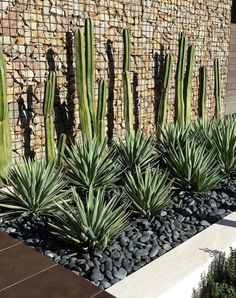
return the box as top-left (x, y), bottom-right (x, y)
top-left (1, 182), bottom-right (236, 289)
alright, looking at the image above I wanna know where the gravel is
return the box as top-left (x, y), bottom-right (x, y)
top-left (1, 183), bottom-right (236, 289)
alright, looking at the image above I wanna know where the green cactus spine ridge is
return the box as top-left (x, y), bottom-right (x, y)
top-left (199, 66), bottom-right (207, 120)
top-left (123, 28), bottom-right (134, 135)
top-left (43, 71), bottom-right (56, 163)
top-left (85, 18), bottom-right (96, 132)
top-left (176, 32), bottom-right (187, 126)
top-left (97, 79), bottom-right (107, 144)
top-left (75, 28), bottom-right (92, 141)
top-left (0, 45), bottom-right (12, 185)
top-left (157, 53), bottom-right (173, 139)
top-left (214, 58), bottom-right (222, 119)
top-left (184, 45), bottom-right (195, 125)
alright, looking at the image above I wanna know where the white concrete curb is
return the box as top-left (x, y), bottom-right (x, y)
top-left (107, 212), bottom-right (236, 298)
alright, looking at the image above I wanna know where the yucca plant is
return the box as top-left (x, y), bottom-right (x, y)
top-left (116, 132), bottom-right (157, 174)
top-left (49, 187), bottom-right (129, 250)
top-left (125, 166), bottom-right (172, 219)
top-left (163, 139), bottom-right (221, 193)
top-left (66, 138), bottom-right (120, 191)
top-left (0, 159), bottom-right (67, 218)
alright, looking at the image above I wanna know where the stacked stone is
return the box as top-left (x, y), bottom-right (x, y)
top-left (0, 0), bottom-right (231, 159)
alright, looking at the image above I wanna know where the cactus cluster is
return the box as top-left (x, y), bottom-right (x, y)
top-left (75, 18), bottom-right (107, 142)
top-left (0, 45), bottom-right (12, 185)
top-left (123, 28), bottom-right (134, 136)
top-left (176, 33), bottom-right (195, 126)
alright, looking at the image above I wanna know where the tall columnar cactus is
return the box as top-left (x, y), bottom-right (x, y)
top-left (176, 32), bottom-right (187, 126)
top-left (157, 53), bottom-right (173, 139)
top-left (0, 45), bottom-right (12, 185)
top-left (199, 66), bottom-right (207, 120)
top-left (57, 133), bottom-right (67, 167)
top-left (97, 79), bottom-right (107, 144)
top-left (214, 59), bottom-right (222, 119)
top-left (43, 71), bottom-right (56, 163)
top-left (123, 28), bottom-right (134, 135)
top-left (75, 18), bottom-right (107, 142)
top-left (75, 27), bottom-right (93, 141)
top-left (85, 18), bottom-right (96, 132)
top-left (184, 45), bottom-right (195, 125)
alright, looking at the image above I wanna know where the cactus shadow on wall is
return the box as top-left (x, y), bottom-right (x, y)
top-left (106, 40), bottom-right (115, 145)
top-left (18, 86), bottom-right (35, 159)
top-left (154, 45), bottom-right (165, 126)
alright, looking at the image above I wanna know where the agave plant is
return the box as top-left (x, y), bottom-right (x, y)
top-left (163, 139), bottom-right (221, 193)
top-left (0, 159), bottom-right (67, 218)
top-left (66, 138), bottom-right (120, 191)
top-left (157, 122), bottom-right (193, 157)
top-left (124, 166), bottom-right (172, 219)
top-left (197, 117), bottom-right (236, 176)
top-left (49, 187), bottom-right (129, 250)
top-left (116, 132), bottom-right (157, 174)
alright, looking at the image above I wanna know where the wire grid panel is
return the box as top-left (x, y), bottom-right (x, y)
top-left (0, 0), bottom-right (231, 159)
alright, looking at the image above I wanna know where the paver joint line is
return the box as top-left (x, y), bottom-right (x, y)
top-left (0, 241), bottom-right (23, 253)
top-left (0, 264), bottom-right (58, 292)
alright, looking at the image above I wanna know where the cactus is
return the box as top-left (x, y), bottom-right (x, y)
top-left (85, 18), bottom-right (96, 132)
top-left (43, 71), bottom-right (56, 163)
top-left (57, 133), bottom-right (67, 167)
top-left (75, 28), bottom-right (92, 141)
top-left (199, 66), bottom-right (207, 120)
top-left (75, 18), bottom-right (107, 142)
top-left (157, 53), bottom-right (173, 139)
top-left (176, 32), bottom-right (187, 126)
top-left (123, 28), bottom-right (134, 135)
top-left (214, 59), bottom-right (222, 119)
top-left (0, 45), bottom-right (12, 185)
top-left (184, 45), bottom-right (195, 125)
top-left (97, 79), bottom-right (107, 144)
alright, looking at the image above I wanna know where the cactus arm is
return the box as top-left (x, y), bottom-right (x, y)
top-left (123, 28), bottom-right (134, 135)
top-left (85, 18), bottom-right (96, 133)
top-left (57, 133), bottom-right (67, 167)
top-left (97, 79), bottom-right (107, 144)
top-left (0, 45), bottom-right (12, 185)
top-left (214, 59), bottom-right (222, 119)
top-left (199, 66), bottom-right (207, 120)
top-left (176, 32), bottom-right (186, 126)
top-left (184, 45), bottom-right (195, 125)
top-left (75, 28), bottom-right (92, 141)
top-left (157, 53), bottom-right (173, 139)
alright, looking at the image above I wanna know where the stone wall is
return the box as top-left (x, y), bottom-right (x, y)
top-left (0, 0), bottom-right (232, 159)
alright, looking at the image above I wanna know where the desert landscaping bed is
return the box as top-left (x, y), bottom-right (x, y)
top-left (1, 182), bottom-right (236, 290)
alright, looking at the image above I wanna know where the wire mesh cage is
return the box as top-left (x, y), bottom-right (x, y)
top-left (0, 0), bottom-right (231, 160)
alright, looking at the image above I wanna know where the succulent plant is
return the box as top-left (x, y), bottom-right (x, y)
top-left (43, 71), bottom-right (56, 163)
top-left (157, 53), bottom-right (173, 139)
top-left (123, 28), bottom-right (134, 135)
top-left (0, 45), bottom-right (12, 185)
top-left (75, 18), bottom-right (107, 142)
top-left (214, 59), bottom-right (222, 119)
top-left (199, 66), bottom-right (207, 120)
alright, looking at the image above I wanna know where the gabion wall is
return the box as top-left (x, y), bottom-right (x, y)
top-left (0, 0), bottom-right (231, 159)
